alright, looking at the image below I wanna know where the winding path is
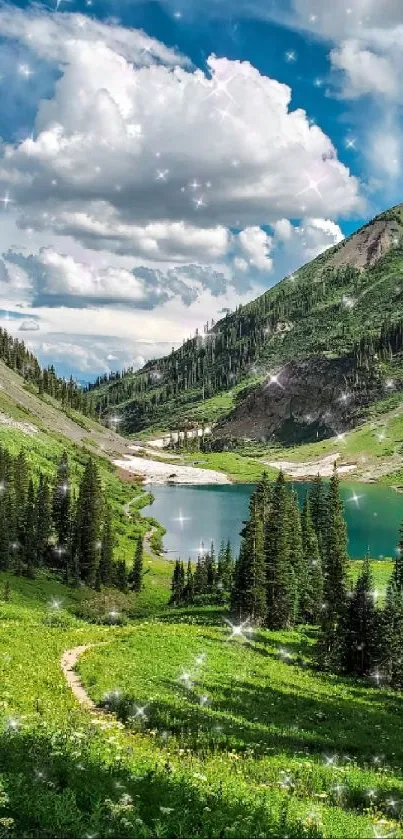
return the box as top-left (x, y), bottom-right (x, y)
top-left (61, 644), bottom-right (101, 711)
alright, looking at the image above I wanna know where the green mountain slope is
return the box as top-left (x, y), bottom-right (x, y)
top-left (87, 204), bottom-right (403, 440)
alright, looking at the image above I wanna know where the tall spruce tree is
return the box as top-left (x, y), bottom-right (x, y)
top-left (265, 471), bottom-right (294, 629)
top-left (236, 491), bottom-right (267, 622)
top-left (381, 533), bottom-right (403, 689)
top-left (52, 452), bottom-right (72, 550)
top-left (317, 466), bottom-right (349, 670)
top-left (129, 537), bottom-right (144, 592)
top-left (98, 505), bottom-right (114, 586)
top-left (286, 488), bottom-right (303, 625)
top-left (300, 496), bottom-right (323, 623)
top-left (74, 458), bottom-right (103, 587)
top-left (35, 475), bottom-right (52, 566)
top-left (24, 479), bottom-right (37, 578)
top-left (309, 474), bottom-right (328, 562)
top-left (343, 554), bottom-right (379, 676)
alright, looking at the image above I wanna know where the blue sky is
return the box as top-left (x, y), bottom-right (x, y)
top-left (0, 0), bottom-right (401, 378)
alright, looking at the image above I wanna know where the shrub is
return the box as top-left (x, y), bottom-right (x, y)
top-left (73, 590), bottom-right (132, 624)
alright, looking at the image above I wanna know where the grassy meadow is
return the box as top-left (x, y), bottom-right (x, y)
top-left (1, 556), bottom-right (402, 838)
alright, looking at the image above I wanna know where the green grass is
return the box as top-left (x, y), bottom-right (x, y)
top-left (182, 451), bottom-right (278, 482)
top-left (78, 616), bottom-right (403, 838)
top-left (0, 559), bottom-right (401, 838)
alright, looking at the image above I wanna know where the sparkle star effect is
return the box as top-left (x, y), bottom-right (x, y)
top-left (18, 64), bottom-right (33, 78)
top-left (203, 72), bottom-right (239, 107)
top-left (346, 492), bottom-right (364, 508)
top-left (156, 169), bottom-right (169, 181)
top-left (1, 193), bottom-right (13, 210)
top-left (173, 511), bottom-right (191, 529)
top-left (50, 598), bottom-right (62, 609)
top-left (285, 50), bottom-right (297, 62)
top-left (6, 717), bottom-right (20, 732)
top-left (298, 172), bottom-right (327, 199)
top-left (224, 618), bottom-right (253, 642)
top-left (193, 195), bottom-right (206, 209)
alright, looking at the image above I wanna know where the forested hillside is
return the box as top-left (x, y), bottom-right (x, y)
top-left (86, 205), bottom-right (403, 440)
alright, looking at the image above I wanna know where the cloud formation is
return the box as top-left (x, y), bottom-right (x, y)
top-left (0, 9), bottom-right (361, 266)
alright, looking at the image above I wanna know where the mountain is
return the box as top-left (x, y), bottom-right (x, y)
top-left (87, 204), bottom-right (403, 443)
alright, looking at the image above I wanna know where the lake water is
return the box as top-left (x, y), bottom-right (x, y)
top-left (145, 482), bottom-right (403, 560)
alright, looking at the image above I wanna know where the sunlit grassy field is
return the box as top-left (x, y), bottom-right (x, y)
top-left (1, 557), bottom-right (401, 838)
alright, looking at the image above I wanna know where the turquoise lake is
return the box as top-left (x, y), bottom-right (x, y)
top-left (145, 482), bottom-right (403, 560)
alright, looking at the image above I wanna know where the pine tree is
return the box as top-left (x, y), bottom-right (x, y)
top-left (35, 475), bottom-right (52, 566)
top-left (309, 474), bottom-right (328, 561)
top-left (0, 483), bottom-right (10, 571)
top-left (98, 505), bottom-right (114, 586)
top-left (184, 558), bottom-right (194, 603)
top-left (317, 467), bottom-right (349, 670)
top-left (24, 479), bottom-right (37, 578)
top-left (265, 471), bottom-right (294, 629)
top-left (286, 488), bottom-right (303, 624)
top-left (74, 458), bottom-right (103, 587)
top-left (14, 450), bottom-right (29, 545)
top-left (231, 542), bottom-right (249, 619)
top-left (239, 491), bottom-right (267, 622)
top-left (300, 496), bottom-right (323, 623)
top-left (115, 559), bottom-right (128, 592)
top-left (52, 452), bottom-right (72, 550)
top-left (206, 542), bottom-right (216, 590)
top-left (343, 555), bottom-right (379, 676)
top-left (381, 536), bottom-right (403, 689)
top-left (129, 537), bottom-right (144, 593)
top-left (194, 552), bottom-right (208, 594)
top-left (170, 559), bottom-right (185, 605)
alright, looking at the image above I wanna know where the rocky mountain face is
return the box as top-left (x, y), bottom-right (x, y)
top-left (213, 355), bottom-right (386, 445)
top-left (324, 210), bottom-right (403, 272)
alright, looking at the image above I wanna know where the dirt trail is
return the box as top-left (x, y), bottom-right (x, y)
top-left (61, 644), bottom-right (102, 710)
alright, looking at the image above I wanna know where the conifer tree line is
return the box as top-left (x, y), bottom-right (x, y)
top-left (0, 446), bottom-right (144, 593)
top-left (170, 541), bottom-right (235, 606)
top-left (169, 467), bottom-right (403, 693)
top-left (0, 327), bottom-right (92, 414)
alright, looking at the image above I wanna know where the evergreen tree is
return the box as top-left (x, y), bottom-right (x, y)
top-left (129, 537), bottom-right (144, 593)
top-left (193, 552), bottom-right (208, 594)
top-left (381, 536), bottom-right (403, 689)
top-left (317, 467), bottom-right (349, 670)
top-left (24, 479), bottom-right (37, 578)
top-left (206, 542), bottom-right (216, 590)
top-left (300, 496), bottom-right (323, 623)
top-left (265, 471), bottom-right (294, 629)
top-left (239, 491), bottom-right (267, 622)
top-left (0, 484), bottom-right (10, 571)
top-left (98, 505), bottom-right (114, 586)
top-left (343, 554), bottom-right (379, 676)
top-left (170, 559), bottom-right (185, 604)
top-left (35, 475), bottom-right (52, 566)
top-left (74, 458), bottom-right (103, 587)
top-left (184, 558), bottom-right (194, 603)
top-left (14, 450), bottom-right (29, 544)
top-left (115, 559), bottom-right (128, 592)
top-left (52, 452), bottom-right (72, 550)
top-left (286, 488), bottom-right (303, 624)
top-left (309, 474), bottom-right (328, 561)
top-left (231, 541), bottom-right (249, 619)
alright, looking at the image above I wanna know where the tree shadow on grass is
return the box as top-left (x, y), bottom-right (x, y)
top-left (0, 725), bottom-right (303, 839)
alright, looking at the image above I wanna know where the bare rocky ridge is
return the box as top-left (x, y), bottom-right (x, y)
top-left (325, 213), bottom-right (403, 272)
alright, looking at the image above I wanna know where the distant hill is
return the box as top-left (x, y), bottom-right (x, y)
top-left (86, 204), bottom-right (403, 443)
